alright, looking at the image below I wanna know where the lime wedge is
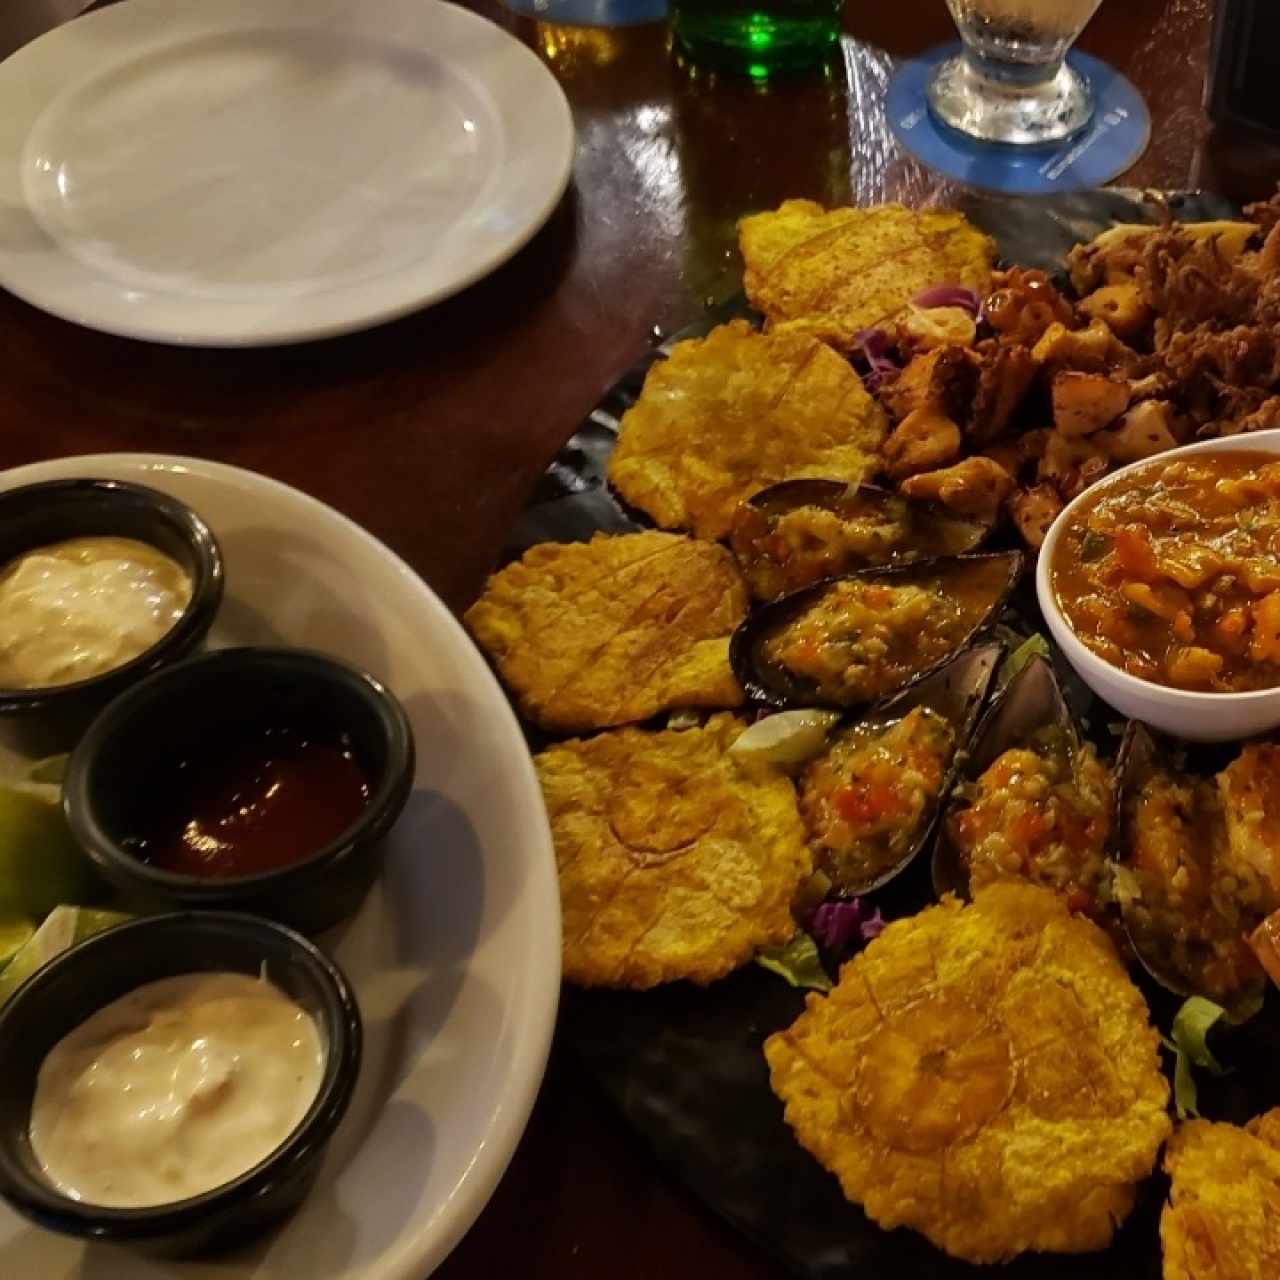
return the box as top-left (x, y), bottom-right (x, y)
top-left (0, 782), bottom-right (95, 917)
top-left (0, 905), bottom-right (79, 1005)
top-left (730, 710), bottom-right (842, 766)
top-left (0, 905), bottom-right (130, 1006)
top-left (0, 916), bottom-right (35, 968)
top-left (25, 754), bottom-right (70, 786)
top-left (73, 908), bottom-right (132, 943)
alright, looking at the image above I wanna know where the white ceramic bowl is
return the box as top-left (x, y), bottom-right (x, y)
top-left (1037, 428), bottom-right (1280, 742)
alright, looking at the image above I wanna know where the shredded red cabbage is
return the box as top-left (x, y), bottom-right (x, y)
top-left (810, 898), bottom-right (886, 957)
top-left (854, 327), bottom-right (891, 360)
top-left (852, 328), bottom-right (900, 392)
top-left (860, 907), bottom-right (886, 941)
top-left (911, 284), bottom-right (981, 317)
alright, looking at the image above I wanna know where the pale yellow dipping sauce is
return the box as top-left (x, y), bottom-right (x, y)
top-left (29, 972), bottom-right (324, 1208)
top-left (0, 536), bottom-right (192, 690)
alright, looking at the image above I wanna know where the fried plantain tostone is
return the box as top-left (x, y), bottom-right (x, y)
top-left (608, 320), bottom-right (886, 540)
top-left (1161, 1109), bottom-right (1280, 1280)
top-left (465, 531), bottom-right (746, 733)
top-left (739, 200), bottom-right (996, 351)
top-left (538, 714), bottom-right (811, 988)
top-left (764, 883), bottom-right (1171, 1264)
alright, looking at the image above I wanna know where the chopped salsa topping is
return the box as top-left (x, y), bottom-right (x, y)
top-left (949, 731), bottom-right (1113, 917)
top-left (801, 707), bottom-right (955, 892)
top-left (1116, 763), bottom-right (1263, 1005)
top-left (763, 558), bottom-right (1010, 705)
top-left (729, 489), bottom-right (984, 603)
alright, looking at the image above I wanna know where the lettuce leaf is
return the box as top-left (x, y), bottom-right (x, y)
top-left (998, 632), bottom-right (1051, 688)
top-left (1166, 996), bottom-right (1230, 1119)
top-left (756, 933), bottom-right (832, 993)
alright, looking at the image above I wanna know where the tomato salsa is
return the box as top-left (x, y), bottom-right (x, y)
top-left (1115, 752), bottom-right (1267, 1006)
top-left (729, 490), bottom-right (983, 603)
top-left (1052, 450), bottom-right (1280, 691)
top-left (762, 557), bottom-right (1011, 705)
top-left (948, 731), bottom-right (1113, 918)
top-left (799, 707), bottom-right (955, 892)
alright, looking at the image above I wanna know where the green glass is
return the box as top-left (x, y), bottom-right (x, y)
top-left (671, 0), bottom-right (842, 76)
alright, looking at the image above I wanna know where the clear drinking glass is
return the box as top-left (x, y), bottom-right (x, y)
top-left (927, 0), bottom-right (1104, 145)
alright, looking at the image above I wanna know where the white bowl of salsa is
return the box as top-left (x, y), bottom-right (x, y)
top-left (1036, 429), bottom-right (1280, 742)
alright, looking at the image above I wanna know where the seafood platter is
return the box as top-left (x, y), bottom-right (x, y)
top-left (465, 189), bottom-right (1280, 1278)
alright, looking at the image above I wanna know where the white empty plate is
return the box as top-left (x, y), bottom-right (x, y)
top-left (0, 0), bottom-right (574, 343)
top-left (0, 454), bottom-right (560, 1279)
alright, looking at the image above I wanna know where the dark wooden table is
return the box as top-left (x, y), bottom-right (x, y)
top-left (0, 1), bottom-right (1277, 1275)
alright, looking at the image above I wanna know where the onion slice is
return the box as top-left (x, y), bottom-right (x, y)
top-left (852, 327), bottom-right (900, 392)
top-left (911, 284), bottom-right (981, 317)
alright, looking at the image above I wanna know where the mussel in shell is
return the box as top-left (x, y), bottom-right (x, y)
top-left (1111, 722), bottom-right (1269, 1013)
top-left (729, 480), bottom-right (995, 603)
top-left (933, 654), bottom-right (1114, 918)
top-left (799, 643), bottom-right (1002, 897)
top-left (729, 551), bottom-right (1021, 711)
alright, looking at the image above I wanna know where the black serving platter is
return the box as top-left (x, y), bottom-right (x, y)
top-left (506, 190), bottom-right (1280, 1279)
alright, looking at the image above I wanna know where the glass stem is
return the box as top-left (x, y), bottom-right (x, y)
top-left (961, 44), bottom-right (1062, 91)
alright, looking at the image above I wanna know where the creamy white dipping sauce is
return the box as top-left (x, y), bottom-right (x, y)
top-left (0, 535), bottom-right (192, 690)
top-left (29, 972), bottom-right (325, 1209)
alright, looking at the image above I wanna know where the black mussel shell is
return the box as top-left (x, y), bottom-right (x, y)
top-left (932, 654), bottom-right (1077, 899)
top-left (743, 478), bottom-right (854, 517)
top-left (1111, 722), bottom-right (1267, 1016)
top-left (730, 551), bottom-right (1022, 711)
top-left (1112, 722), bottom-right (1189, 996)
top-left (731, 480), bottom-right (996, 603)
top-left (873, 641), bottom-right (1004, 742)
top-left (1113, 721), bottom-right (1160, 836)
top-left (806, 642), bottom-right (1004, 897)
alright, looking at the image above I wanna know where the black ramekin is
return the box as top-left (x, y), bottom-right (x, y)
top-left (0, 911), bottom-right (361, 1256)
top-left (63, 647), bottom-right (415, 935)
top-left (0, 478), bottom-right (224, 744)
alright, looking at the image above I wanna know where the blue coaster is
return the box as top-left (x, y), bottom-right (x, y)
top-left (887, 44), bottom-right (1150, 195)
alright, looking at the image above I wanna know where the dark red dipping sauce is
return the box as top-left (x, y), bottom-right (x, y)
top-left (130, 725), bottom-right (370, 878)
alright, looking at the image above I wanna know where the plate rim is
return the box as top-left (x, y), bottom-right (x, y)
top-left (0, 0), bottom-right (575, 346)
top-left (0, 451), bottom-right (561, 1279)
